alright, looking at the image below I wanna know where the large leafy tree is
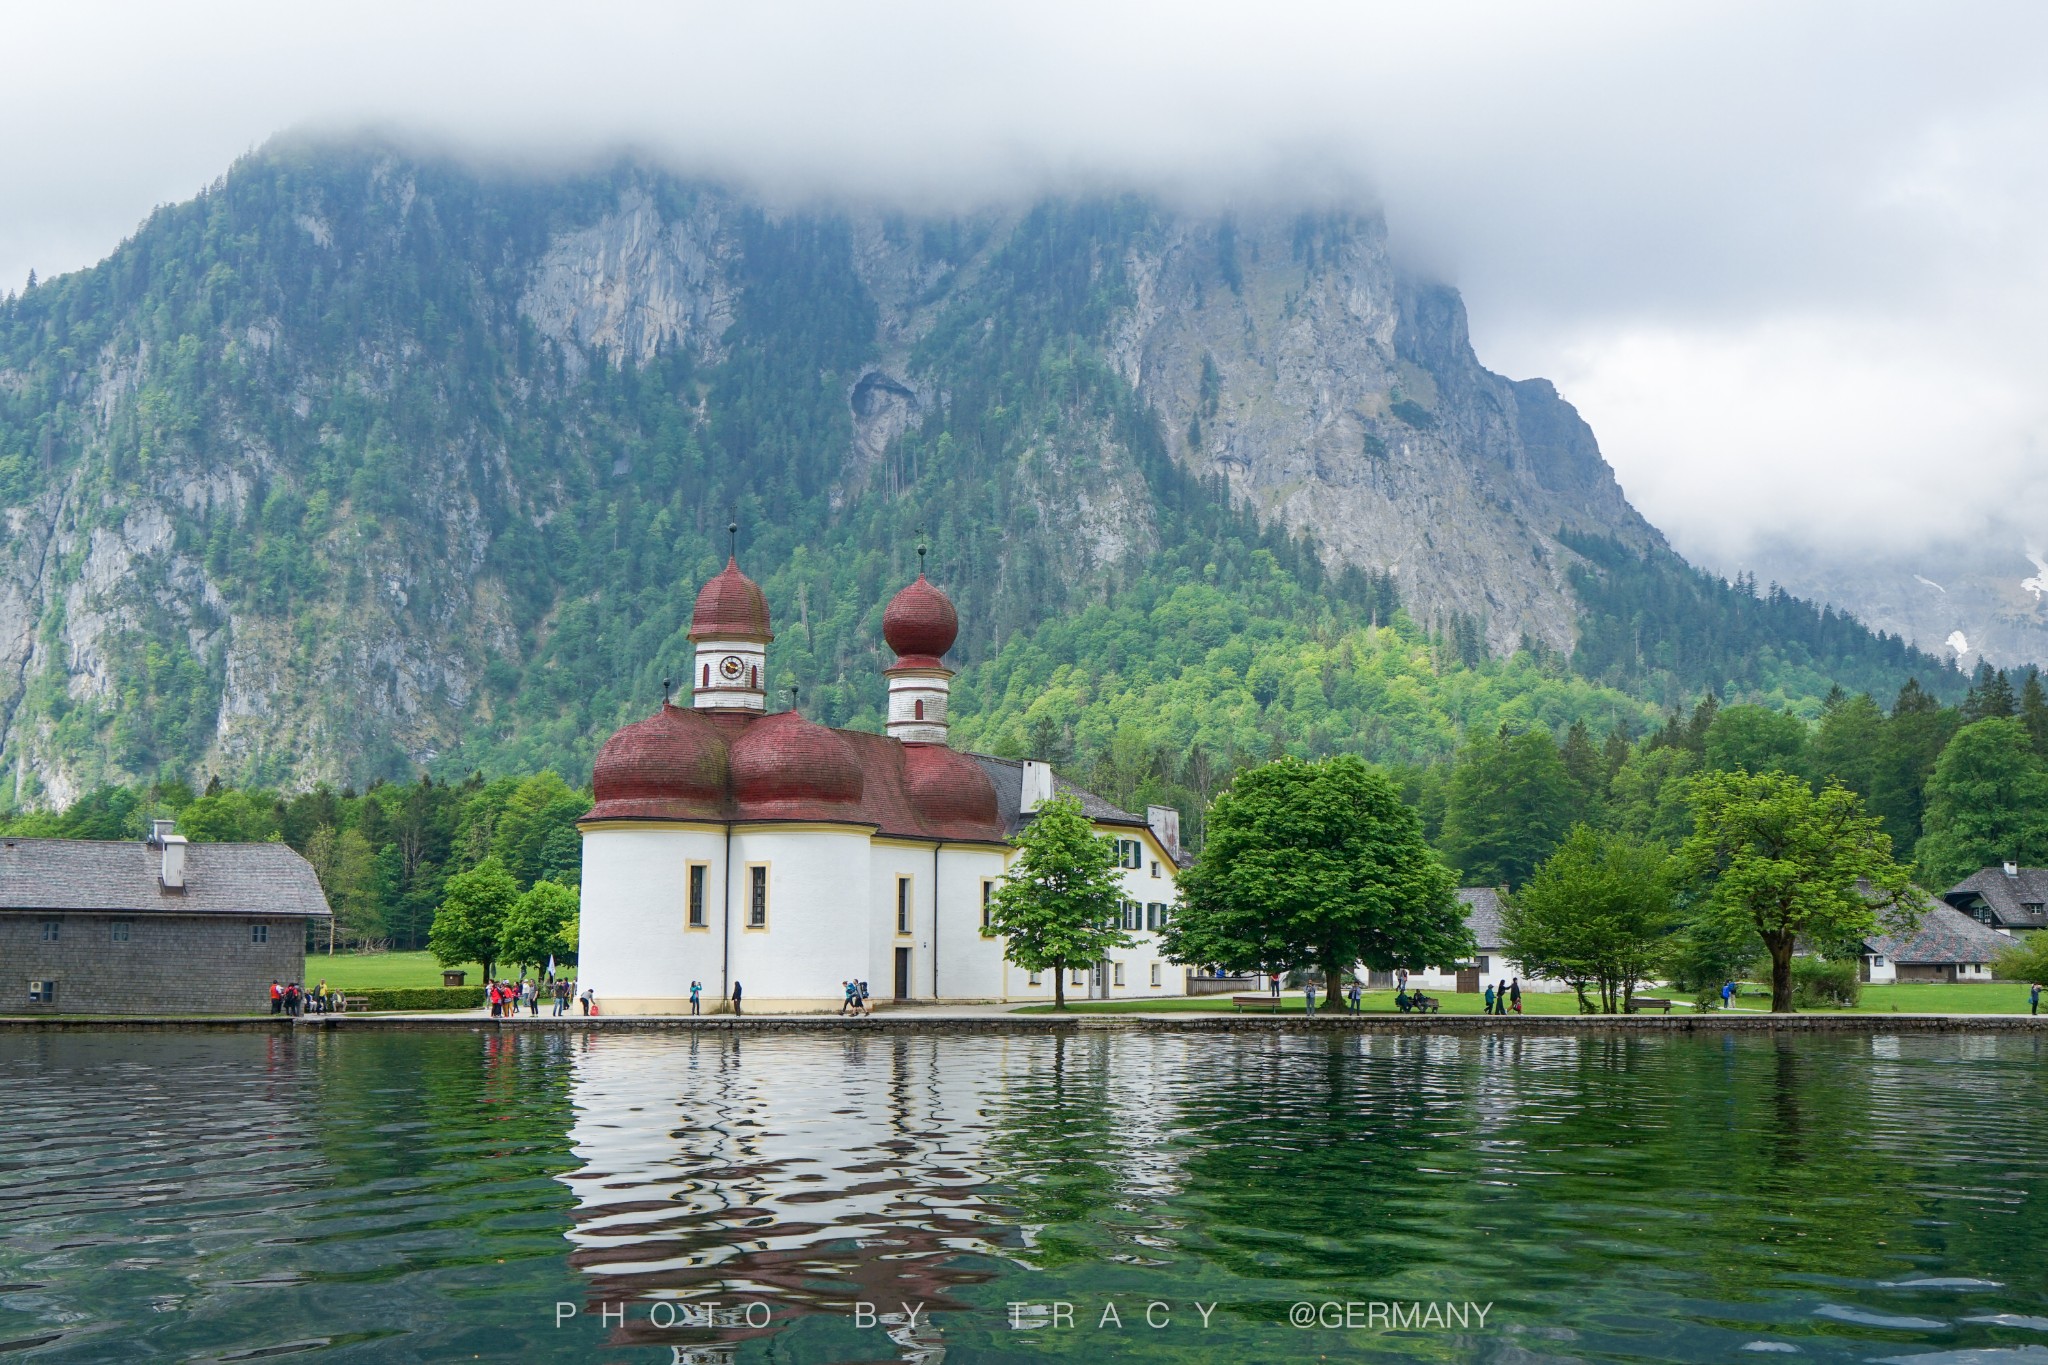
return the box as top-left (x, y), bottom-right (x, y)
top-left (1439, 727), bottom-right (1579, 889)
top-left (1703, 703), bottom-right (1809, 776)
top-left (1676, 771), bottom-right (1914, 1013)
top-left (1914, 717), bottom-right (2048, 887)
top-left (498, 879), bottom-right (579, 977)
top-left (1165, 755), bottom-right (1469, 1001)
top-left (429, 856), bottom-right (520, 982)
top-left (1503, 825), bottom-right (1673, 1014)
top-left (982, 795), bottom-right (1131, 1009)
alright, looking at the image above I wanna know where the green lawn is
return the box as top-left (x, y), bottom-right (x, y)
top-left (302, 951), bottom-right (481, 991)
top-left (1015, 982), bottom-right (2042, 1017)
top-left (1016, 989), bottom-right (1597, 1016)
top-left (1846, 982), bottom-right (2037, 1014)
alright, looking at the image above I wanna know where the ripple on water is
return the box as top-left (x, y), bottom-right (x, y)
top-left (2, 1028), bottom-right (2047, 1362)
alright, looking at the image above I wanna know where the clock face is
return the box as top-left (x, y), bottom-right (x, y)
top-left (719, 654), bottom-right (746, 681)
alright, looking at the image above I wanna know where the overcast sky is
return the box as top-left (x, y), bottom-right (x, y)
top-left (5, 1), bottom-right (2044, 570)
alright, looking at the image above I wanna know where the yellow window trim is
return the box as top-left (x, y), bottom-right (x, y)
top-left (742, 861), bottom-right (770, 931)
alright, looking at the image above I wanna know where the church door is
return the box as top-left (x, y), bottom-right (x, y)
top-left (894, 947), bottom-right (912, 1001)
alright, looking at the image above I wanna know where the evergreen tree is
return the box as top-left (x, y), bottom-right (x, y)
top-left (1560, 719), bottom-right (1608, 819)
top-left (1809, 692), bottom-right (1884, 801)
top-left (1868, 679), bottom-right (1958, 852)
top-left (1962, 661), bottom-right (2018, 721)
top-left (1915, 718), bottom-right (2048, 887)
top-left (2020, 668), bottom-right (2048, 757)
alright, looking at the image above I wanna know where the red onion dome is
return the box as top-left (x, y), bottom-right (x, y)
top-left (902, 743), bottom-right (999, 829)
top-left (689, 557), bottom-right (773, 641)
top-left (882, 574), bottom-right (958, 666)
top-left (729, 710), bottom-right (864, 813)
top-left (588, 705), bottom-right (729, 818)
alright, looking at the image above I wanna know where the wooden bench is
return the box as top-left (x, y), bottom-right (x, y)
top-left (1626, 996), bottom-right (1674, 1014)
top-left (1397, 995), bottom-right (1442, 1014)
top-left (1231, 994), bottom-right (1287, 1013)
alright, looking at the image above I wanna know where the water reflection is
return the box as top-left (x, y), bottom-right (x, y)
top-left (8, 1028), bottom-right (2048, 1362)
top-left (555, 1028), bottom-right (2048, 1363)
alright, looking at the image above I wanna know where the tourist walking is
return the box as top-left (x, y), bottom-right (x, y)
top-left (270, 980), bottom-right (283, 1015)
top-left (1483, 983), bottom-right (1495, 1015)
top-left (1510, 978), bottom-right (1523, 1014)
top-left (731, 980), bottom-right (744, 1015)
top-left (1494, 980), bottom-right (1509, 1016)
top-left (527, 980), bottom-right (540, 1017)
top-left (841, 980), bottom-right (858, 1016)
top-left (690, 980), bottom-right (703, 1015)
top-left (1348, 981), bottom-right (1362, 1013)
top-left (1721, 979), bottom-right (1737, 1009)
top-left (2033, 982), bottom-right (2042, 1017)
top-left (857, 980), bottom-right (870, 1014)
top-left (1304, 982), bottom-right (1317, 1017)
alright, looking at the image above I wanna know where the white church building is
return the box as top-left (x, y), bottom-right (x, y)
top-left (577, 554), bottom-right (1186, 1013)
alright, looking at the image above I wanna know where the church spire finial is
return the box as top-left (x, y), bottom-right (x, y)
top-left (727, 520), bottom-right (738, 561)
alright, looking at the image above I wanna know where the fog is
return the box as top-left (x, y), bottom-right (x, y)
top-left (5, 0), bottom-right (2044, 568)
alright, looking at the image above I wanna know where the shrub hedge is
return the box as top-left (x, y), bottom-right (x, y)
top-left (346, 986), bottom-right (485, 1012)
top-left (1792, 957), bottom-right (1861, 1009)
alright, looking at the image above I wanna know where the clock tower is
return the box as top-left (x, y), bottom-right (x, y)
top-left (688, 552), bottom-right (772, 712)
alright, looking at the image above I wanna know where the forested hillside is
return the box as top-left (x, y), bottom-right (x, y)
top-left (0, 136), bottom-right (1959, 805)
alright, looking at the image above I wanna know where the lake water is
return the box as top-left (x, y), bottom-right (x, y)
top-left (4, 1028), bottom-right (2048, 1363)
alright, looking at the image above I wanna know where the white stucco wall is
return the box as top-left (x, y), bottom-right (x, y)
top-left (578, 825), bottom-right (727, 1009)
top-left (728, 826), bottom-right (873, 1008)
top-left (579, 812), bottom-right (1187, 1012)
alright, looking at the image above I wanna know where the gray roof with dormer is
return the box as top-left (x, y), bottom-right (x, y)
top-left (1944, 866), bottom-right (2048, 930)
top-left (0, 837), bottom-right (331, 917)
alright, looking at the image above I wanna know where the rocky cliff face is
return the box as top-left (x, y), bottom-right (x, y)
top-left (0, 145), bottom-right (1665, 798)
top-left (1108, 212), bottom-right (1660, 654)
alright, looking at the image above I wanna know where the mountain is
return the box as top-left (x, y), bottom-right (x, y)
top-left (0, 137), bottom-right (1959, 803)
top-left (1743, 537), bottom-right (2048, 672)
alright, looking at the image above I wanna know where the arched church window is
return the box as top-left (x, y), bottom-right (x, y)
top-left (915, 699), bottom-right (924, 720)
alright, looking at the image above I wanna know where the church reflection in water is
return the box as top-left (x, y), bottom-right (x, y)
top-left (556, 1029), bottom-right (1145, 1361)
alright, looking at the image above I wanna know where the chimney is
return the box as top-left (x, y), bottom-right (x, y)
top-left (2005, 860), bottom-right (2020, 878)
top-left (1147, 805), bottom-right (1181, 860)
top-left (148, 818), bottom-right (175, 847)
top-left (160, 834), bottom-right (187, 890)
top-left (1020, 760), bottom-right (1056, 814)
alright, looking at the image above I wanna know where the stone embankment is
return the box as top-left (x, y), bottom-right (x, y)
top-left (5, 1012), bottom-right (2046, 1034)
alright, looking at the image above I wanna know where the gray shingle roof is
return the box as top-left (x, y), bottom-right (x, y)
top-left (965, 754), bottom-right (1164, 847)
top-left (1458, 887), bottom-right (1504, 951)
top-left (1944, 866), bottom-right (2048, 930)
top-left (0, 838), bottom-right (331, 917)
top-left (1865, 900), bottom-right (2011, 966)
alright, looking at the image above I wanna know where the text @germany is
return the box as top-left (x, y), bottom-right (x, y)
top-left (554, 1299), bottom-right (1496, 1333)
